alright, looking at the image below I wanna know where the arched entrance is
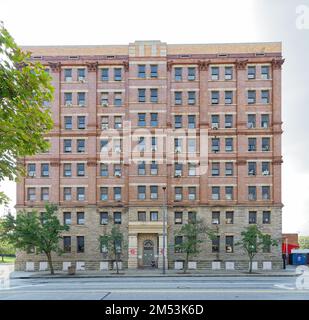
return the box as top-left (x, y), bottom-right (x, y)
top-left (143, 240), bottom-right (154, 267)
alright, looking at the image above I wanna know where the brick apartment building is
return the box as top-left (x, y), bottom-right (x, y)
top-left (15, 40), bottom-right (284, 272)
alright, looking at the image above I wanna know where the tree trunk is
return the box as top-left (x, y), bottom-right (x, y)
top-left (184, 252), bottom-right (189, 273)
top-left (249, 256), bottom-right (253, 273)
top-left (1, 254), bottom-right (4, 262)
top-left (46, 252), bottom-right (54, 275)
top-left (114, 248), bottom-right (119, 274)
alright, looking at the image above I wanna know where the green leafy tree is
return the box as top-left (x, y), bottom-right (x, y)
top-left (236, 225), bottom-right (278, 273)
top-left (299, 236), bottom-right (309, 249)
top-left (99, 225), bottom-right (125, 274)
top-left (1, 203), bottom-right (68, 274)
top-left (0, 23), bottom-right (54, 205)
top-left (0, 219), bottom-right (15, 262)
top-left (174, 219), bottom-right (217, 273)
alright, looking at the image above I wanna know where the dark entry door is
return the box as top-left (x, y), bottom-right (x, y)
top-left (143, 240), bottom-right (154, 267)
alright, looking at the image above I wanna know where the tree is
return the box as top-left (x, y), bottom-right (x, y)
top-left (0, 219), bottom-right (15, 262)
top-left (0, 23), bottom-right (54, 205)
top-left (99, 225), bottom-right (125, 274)
top-left (299, 236), bottom-right (309, 249)
top-left (236, 225), bottom-right (278, 273)
top-left (1, 203), bottom-right (68, 274)
top-left (174, 219), bottom-right (217, 273)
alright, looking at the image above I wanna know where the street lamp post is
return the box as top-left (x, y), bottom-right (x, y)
top-left (162, 186), bottom-right (167, 274)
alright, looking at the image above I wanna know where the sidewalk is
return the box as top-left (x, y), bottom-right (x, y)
top-left (10, 265), bottom-right (298, 279)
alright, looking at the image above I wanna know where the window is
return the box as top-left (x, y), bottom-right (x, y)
top-left (249, 211), bottom-right (257, 224)
top-left (138, 161), bottom-right (146, 175)
top-left (212, 187), bottom-right (220, 200)
top-left (212, 162), bottom-right (220, 176)
top-left (114, 164), bottom-right (121, 177)
top-left (100, 139), bottom-right (109, 152)
top-left (263, 235), bottom-right (271, 253)
top-left (150, 88), bottom-right (158, 103)
top-left (77, 116), bottom-right (86, 129)
top-left (138, 65), bottom-right (146, 78)
top-left (63, 187), bottom-right (72, 201)
top-left (77, 163), bottom-right (85, 176)
top-left (64, 139), bottom-right (72, 153)
top-left (188, 211), bottom-right (197, 223)
top-left (150, 113), bottom-right (158, 127)
top-left (226, 236), bottom-right (234, 253)
top-left (174, 67), bottom-right (182, 81)
top-left (151, 137), bottom-right (157, 151)
top-left (64, 68), bottom-right (72, 82)
top-left (101, 68), bottom-right (109, 81)
top-left (225, 162), bottom-right (233, 176)
top-left (100, 163), bottom-right (108, 177)
top-left (41, 187), bottom-right (49, 201)
top-left (188, 115), bottom-right (196, 129)
top-left (261, 114), bottom-right (270, 128)
top-left (226, 211), bottom-right (234, 224)
top-left (77, 212), bottom-right (85, 225)
top-left (263, 211), bottom-right (271, 224)
top-left (225, 114), bottom-right (233, 128)
top-left (150, 185), bottom-right (158, 199)
top-left (114, 68), bottom-right (122, 81)
top-left (100, 212), bottom-right (108, 225)
top-left (175, 187), bottom-right (183, 201)
top-left (174, 115), bottom-right (182, 129)
top-left (138, 137), bottom-right (145, 152)
top-left (64, 92), bottom-right (72, 106)
top-left (248, 138), bottom-right (256, 151)
top-left (211, 115), bottom-right (219, 129)
top-left (188, 186), bottom-right (196, 200)
top-left (100, 187), bottom-right (108, 201)
top-left (262, 137), bottom-right (270, 151)
top-left (212, 138), bottom-right (220, 152)
top-left (138, 186), bottom-right (146, 200)
top-left (77, 139), bottom-right (85, 153)
top-left (150, 161), bottom-right (158, 175)
top-left (27, 163), bottom-right (36, 177)
top-left (63, 212), bottom-right (71, 225)
top-left (175, 163), bottom-right (183, 177)
top-left (114, 92), bottom-right (122, 106)
top-left (77, 187), bottom-right (85, 201)
top-left (174, 138), bottom-right (182, 153)
top-left (247, 66), bottom-right (256, 79)
top-left (188, 91), bottom-right (196, 105)
top-left (175, 91), bottom-right (182, 105)
top-left (150, 65), bottom-right (158, 78)
top-left (64, 116), bottom-right (72, 130)
top-left (225, 138), bottom-right (233, 152)
top-left (261, 90), bottom-right (270, 104)
top-left (114, 212), bottom-right (122, 224)
top-left (262, 162), bottom-right (270, 176)
top-left (175, 236), bottom-right (183, 253)
top-left (261, 66), bottom-right (270, 79)
top-left (77, 92), bottom-right (85, 106)
top-left (150, 211), bottom-right (158, 221)
top-left (212, 211), bottom-right (220, 224)
top-left (225, 67), bottom-right (233, 80)
top-left (225, 91), bottom-right (233, 104)
top-left (174, 212), bottom-right (183, 224)
top-left (188, 163), bottom-right (196, 176)
top-left (41, 163), bottom-right (49, 177)
top-left (211, 67), bottom-right (219, 80)
top-left (262, 186), bottom-right (270, 200)
top-left (138, 89), bottom-right (146, 102)
top-left (225, 186), bottom-right (233, 200)
top-left (63, 236), bottom-right (71, 253)
top-left (77, 236), bottom-right (84, 253)
top-left (248, 186), bottom-right (257, 201)
top-left (101, 92), bottom-right (109, 106)
top-left (247, 90), bottom-right (256, 104)
top-left (114, 139), bottom-right (122, 153)
top-left (246, 161), bottom-right (256, 177)
top-left (188, 67), bottom-right (196, 80)
top-left (114, 116), bottom-right (122, 129)
top-left (77, 68), bottom-right (85, 81)
top-left (212, 236), bottom-right (220, 252)
top-left (138, 211), bottom-right (146, 221)
top-left (211, 91), bottom-right (219, 104)
top-left (248, 114), bottom-right (256, 128)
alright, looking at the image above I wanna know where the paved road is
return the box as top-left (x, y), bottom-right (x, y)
top-left (0, 276), bottom-right (308, 300)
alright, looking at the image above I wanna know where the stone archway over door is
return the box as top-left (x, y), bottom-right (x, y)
top-left (143, 240), bottom-right (154, 267)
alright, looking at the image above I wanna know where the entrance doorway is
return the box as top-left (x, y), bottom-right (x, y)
top-left (143, 240), bottom-right (154, 267)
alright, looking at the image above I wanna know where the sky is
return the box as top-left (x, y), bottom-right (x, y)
top-left (0, 0), bottom-right (309, 234)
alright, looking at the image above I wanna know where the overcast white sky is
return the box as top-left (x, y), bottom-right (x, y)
top-left (1, 0), bottom-right (309, 235)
